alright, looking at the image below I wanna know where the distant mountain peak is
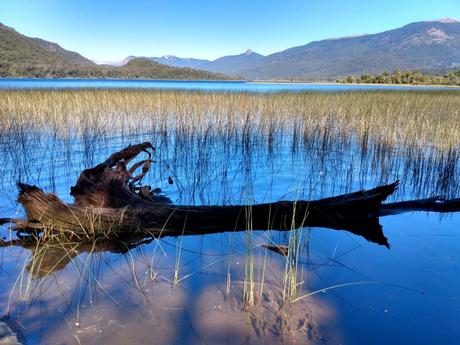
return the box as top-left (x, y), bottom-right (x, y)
top-left (244, 49), bottom-right (254, 55)
top-left (429, 18), bottom-right (460, 24)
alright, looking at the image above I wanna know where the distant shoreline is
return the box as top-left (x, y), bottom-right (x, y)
top-left (248, 80), bottom-right (460, 88)
top-left (0, 76), bottom-right (236, 82)
top-left (1, 77), bottom-right (460, 87)
top-left (1, 78), bottom-right (459, 92)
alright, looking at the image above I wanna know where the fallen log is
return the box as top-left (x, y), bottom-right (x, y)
top-left (1, 142), bottom-right (459, 250)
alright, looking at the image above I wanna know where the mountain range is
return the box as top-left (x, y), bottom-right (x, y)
top-left (1, 19), bottom-right (459, 80)
top-left (128, 18), bottom-right (460, 80)
top-left (0, 23), bottom-right (229, 80)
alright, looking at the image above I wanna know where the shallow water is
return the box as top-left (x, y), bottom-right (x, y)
top-left (0, 96), bottom-right (459, 344)
top-left (0, 78), bottom-right (459, 92)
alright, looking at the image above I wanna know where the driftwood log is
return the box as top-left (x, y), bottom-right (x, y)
top-left (1, 142), bottom-right (459, 251)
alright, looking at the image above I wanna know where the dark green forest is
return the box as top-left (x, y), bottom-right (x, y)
top-left (337, 69), bottom-right (460, 86)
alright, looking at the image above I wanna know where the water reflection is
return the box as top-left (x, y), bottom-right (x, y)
top-left (0, 128), bottom-right (458, 214)
top-left (1, 228), bottom-right (345, 344)
top-left (2, 211), bottom-right (391, 280)
top-left (0, 116), bottom-right (458, 344)
top-left (0, 78), bottom-right (457, 91)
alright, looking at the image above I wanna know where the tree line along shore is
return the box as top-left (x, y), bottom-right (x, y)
top-left (337, 69), bottom-right (460, 86)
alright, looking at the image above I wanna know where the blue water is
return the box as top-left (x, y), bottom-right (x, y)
top-left (0, 130), bottom-right (458, 344)
top-left (0, 78), bottom-right (458, 91)
top-left (0, 90), bottom-right (459, 344)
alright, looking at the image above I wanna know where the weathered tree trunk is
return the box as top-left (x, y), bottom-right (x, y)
top-left (1, 142), bottom-right (459, 249)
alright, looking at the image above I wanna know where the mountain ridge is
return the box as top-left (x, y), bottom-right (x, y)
top-left (2, 18), bottom-right (459, 81)
top-left (30, 37), bottom-right (96, 66)
top-left (0, 23), bottom-right (231, 80)
top-left (128, 49), bottom-right (265, 77)
top-left (239, 19), bottom-right (460, 79)
top-left (124, 18), bottom-right (460, 80)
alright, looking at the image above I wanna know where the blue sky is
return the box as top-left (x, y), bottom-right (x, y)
top-left (1, 0), bottom-right (459, 63)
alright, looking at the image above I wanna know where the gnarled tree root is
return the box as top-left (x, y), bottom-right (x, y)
top-left (2, 142), bottom-right (459, 249)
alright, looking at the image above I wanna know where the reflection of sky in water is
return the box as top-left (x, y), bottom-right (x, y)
top-left (1, 78), bottom-right (459, 92)
top-left (0, 127), bottom-right (458, 344)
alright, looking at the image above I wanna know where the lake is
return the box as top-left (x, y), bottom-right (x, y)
top-left (0, 78), bottom-right (459, 91)
top-left (0, 88), bottom-right (458, 344)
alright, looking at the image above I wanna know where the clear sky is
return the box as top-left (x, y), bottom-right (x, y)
top-left (1, 0), bottom-right (459, 63)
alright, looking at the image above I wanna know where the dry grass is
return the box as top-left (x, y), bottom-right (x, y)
top-left (1, 89), bottom-right (458, 200)
top-left (0, 89), bottom-right (458, 151)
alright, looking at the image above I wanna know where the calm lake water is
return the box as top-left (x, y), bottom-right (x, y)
top-left (0, 78), bottom-right (459, 91)
top-left (0, 86), bottom-right (458, 344)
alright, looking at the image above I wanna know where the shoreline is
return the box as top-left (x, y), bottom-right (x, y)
top-left (247, 80), bottom-right (460, 88)
top-left (0, 76), bottom-right (459, 88)
top-left (0, 77), bottom-right (459, 90)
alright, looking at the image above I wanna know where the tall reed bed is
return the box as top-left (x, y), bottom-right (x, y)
top-left (0, 89), bottom-right (458, 150)
top-left (0, 89), bottom-right (458, 200)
